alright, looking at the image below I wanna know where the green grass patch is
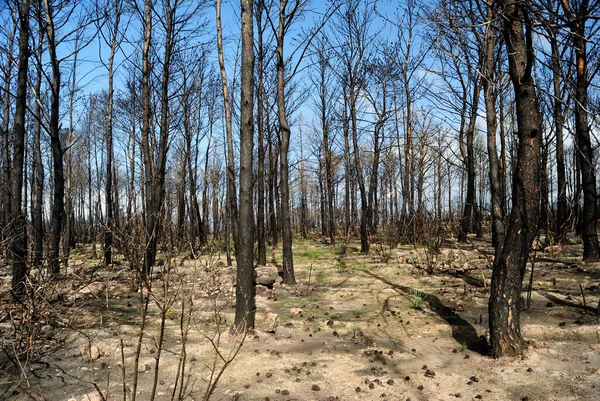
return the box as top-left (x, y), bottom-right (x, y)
top-left (298, 246), bottom-right (334, 260)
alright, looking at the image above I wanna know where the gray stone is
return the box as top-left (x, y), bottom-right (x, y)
top-left (255, 264), bottom-right (279, 279)
top-left (255, 285), bottom-right (272, 297)
top-left (256, 277), bottom-right (276, 288)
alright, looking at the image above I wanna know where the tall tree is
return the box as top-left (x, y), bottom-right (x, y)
top-left (559, 0), bottom-right (600, 261)
top-left (10, 0), bottom-right (30, 293)
top-left (332, 0), bottom-right (374, 253)
top-left (256, 0), bottom-right (268, 265)
top-left (364, 56), bottom-right (391, 234)
top-left (1, 5), bottom-right (16, 252)
top-left (99, 0), bottom-right (124, 266)
top-left (489, 0), bottom-right (542, 357)
top-left (216, 0), bottom-right (239, 254)
top-left (31, 4), bottom-right (44, 270)
top-left (276, 0), bottom-right (301, 283)
top-left (42, 0), bottom-right (66, 276)
top-left (310, 34), bottom-right (337, 244)
top-left (381, 0), bottom-right (433, 237)
top-left (543, 2), bottom-right (568, 244)
top-left (139, 0), bottom-right (154, 275)
top-left (235, 0), bottom-right (256, 331)
top-left (480, 4), bottom-right (505, 249)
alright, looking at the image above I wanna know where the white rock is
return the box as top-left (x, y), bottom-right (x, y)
top-left (80, 392), bottom-right (103, 401)
top-left (259, 313), bottom-right (279, 333)
top-left (89, 346), bottom-right (100, 360)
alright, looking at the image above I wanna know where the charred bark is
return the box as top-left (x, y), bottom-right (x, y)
top-left (489, 0), bottom-right (542, 357)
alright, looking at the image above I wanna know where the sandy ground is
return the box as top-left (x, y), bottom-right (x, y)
top-left (1, 236), bottom-right (599, 401)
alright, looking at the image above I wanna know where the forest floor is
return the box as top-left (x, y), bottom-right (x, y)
top-left (1, 234), bottom-right (599, 401)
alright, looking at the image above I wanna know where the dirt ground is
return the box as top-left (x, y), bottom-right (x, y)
top-left (1, 235), bottom-right (599, 401)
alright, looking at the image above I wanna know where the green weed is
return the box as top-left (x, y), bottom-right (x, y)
top-left (408, 290), bottom-right (427, 309)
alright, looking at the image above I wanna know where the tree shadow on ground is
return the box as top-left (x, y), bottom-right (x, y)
top-left (360, 269), bottom-right (490, 355)
top-left (539, 290), bottom-right (599, 316)
top-left (447, 270), bottom-right (486, 288)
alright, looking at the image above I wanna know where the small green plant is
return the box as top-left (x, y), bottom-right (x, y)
top-left (460, 342), bottom-right (468, 350)
top-left (335, 241), bottom-right (347, 255)
top-left (316, 269), bottom-right (326, 282)
top-left (301, 246), bottom-right (331, 260)
top-left (408, 290), bottom-right (427, 309)
top-left (165, 306), bottom-right (176, 320)
top-left (335, 260), bottom-right (346, 273)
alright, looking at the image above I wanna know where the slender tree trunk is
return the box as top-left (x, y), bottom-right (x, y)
top-left (199, 129), bottom-right (210, 245)
top-left (574, 145), bottom-right (582, 235)
top-left (489, 0), bottom-right (542, 357)
top-left (176, 155), bottom-right (187, 240)
top-left (317, 47), bottom-right (336, 244)
top-left (318, 156), bottom-right (327, 237)
top-left (551, 34), bottom-right (567, 243)
top-left (150, 0), bottom-right (175, 271)
top-left (416, 131), bottom-right (426, 221)
top-left (104, 0), bottom-right (121, 266)
top-left (436, 138), bottom-right (442, 220)
top-left (268, 127), bottom-right (278, 246)
top-left (299, 133), bottom-right (308, 239)
top-left (482, 9), bottom-right (505, 250)
top-left (349, 83), bottom-right (369, 253)
top-left (10, 0), bottom-right (30, 293)
top-left (277, 0), bottom-right (296, 284)
top-left (256, 0), bottom-right (267, 265)
top-left (565, 3), bottom-right (600, 260)
top-left (211, 158), bottom-right (219, 239)
top-left (368, 116), bottom-right (384, 235)
top-left (44, 0), bottom-right (65, 277)
top-left (343, 92), bottom-right (351, 237)
top-left (64, 35), bottom-right (81, 268)
top-left (234, 0), bottom-right (256, 330)
top-left (89, 101), bottom-right (96, 252)
top-left (1, 9), bottom-right (16, 253)
top-left (216, 0), bottom-right (239, 250)
top-left (402, 82), bottom-right (412, 222)
top-left (539, 136), bottom-right (549, 234)
top-left (458, 81), bottom-right (481, 242)
top-left (140, 0), bottom-right (154, 275)
top-left (325, 135), bottom-right (336, 245)
top-left (32, 17), bottom-right (44, 269)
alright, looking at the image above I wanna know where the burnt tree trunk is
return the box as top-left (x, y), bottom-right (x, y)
top-left (551, 31), bottom-right (567, 243)
top-left (139, 0), bottom-right (154, 275)
top-left (482, 9), bottom-right (505, 250)
top-left (562, 0), bottom-right (600, 260)
top-left (1, 10), bottom-right (16, 258)
top-left (256, 0), bottom-right (267, 265)
top-left (276, 0), bottom-right (296, 284)
top-left (10, 0), bottom-right (30, 293)
top-left (489, 0), bottom-right (542, 357)
top-left (216, 0), bottom-right (239, 251)
top-left (234, 0), bottom-right (256, 330)
top-left (458, 81), bottom-right (481, 242)
top-left (44, 0), bottom-right (65, 277)
top-left (32, 14), bottom-right (44, 270)
top-left (104, 0), bottom-right (121, 266)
